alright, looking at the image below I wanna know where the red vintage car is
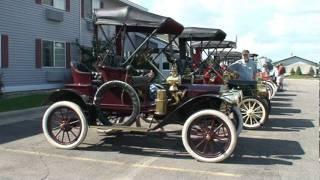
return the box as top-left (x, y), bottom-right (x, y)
top-left (176, 29), bottom-right (271, 129)
top-left (42, 7), bottom-right (242, 163)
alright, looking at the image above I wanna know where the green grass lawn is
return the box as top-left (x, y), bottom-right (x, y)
top-left (0, 93), bottom-right (49, 113)
top-left (286, 75), bottom-right (318, 79)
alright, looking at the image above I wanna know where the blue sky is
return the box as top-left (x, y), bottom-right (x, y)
top-left (130, 0), bottom-right (320, 62)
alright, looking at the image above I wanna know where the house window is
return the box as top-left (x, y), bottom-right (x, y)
top-left (42, 41), bottom-right (66, 68)
top-left (43, 0), bottom-right (66, 10)
top-left (84, 0), bottom-right (101, 19)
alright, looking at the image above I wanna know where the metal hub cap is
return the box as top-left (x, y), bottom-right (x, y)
top-left (60, 120), bottom-right (72, 131)
top-left (246, 109), bottom-right (254, 116)
top-left (205, 133), bottom-right (212, 141)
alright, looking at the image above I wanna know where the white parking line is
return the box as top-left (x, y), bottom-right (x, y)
top-left (0, 147), bottom-right (241, 178)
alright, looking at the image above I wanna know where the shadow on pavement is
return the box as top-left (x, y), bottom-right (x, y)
top-left (271, 102), bottom-right (292, 107)
top-left (0, 120), bottom-right (41, 145)
top-left (258, 118), bottom-right (314, 132)
top-left (275, 94), bottom-right (297, 97)
top-left (79, 133), bottom-right (191, 160)
top-left (270, 108), bottom-right (301, 116)
top-left (228, 137), bottom-right (304, 165)
top-left (78, 132), bottom-right (304, 166)
top-left (271, 98), bottom-right (293, 102)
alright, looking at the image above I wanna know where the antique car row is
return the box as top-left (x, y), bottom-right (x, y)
top-left (42, 6), bottom-right (279, 163)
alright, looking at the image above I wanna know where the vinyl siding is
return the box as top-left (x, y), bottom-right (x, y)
top-left (0, 0), bottom-right (81, 87)
top-left (0, 0), bottom-right (168, 91)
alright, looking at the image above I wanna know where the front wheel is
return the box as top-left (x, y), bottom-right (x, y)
top-left (265, 81), bottom-right (276, 99)
top-left (228, 106), bottom-right (243, 136)
top-left (42, 101), bottom-right (88, 149)
top-left (239, 98), bottom-right (267, 129)
top-left (182, 110), bottom-right (237, 163)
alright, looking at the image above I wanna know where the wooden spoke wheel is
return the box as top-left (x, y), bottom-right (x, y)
top-left (42, 101), bottom-right (88, 149)
top-left (239, 98), bottom-right (267, 129)
top-left (182, 110), bottom-right (237, 163)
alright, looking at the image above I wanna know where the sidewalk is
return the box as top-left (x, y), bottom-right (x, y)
top-left (0, 107), bottom-right (46, 126)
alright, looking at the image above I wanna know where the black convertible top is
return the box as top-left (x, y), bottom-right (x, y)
top-left (178, 27), bottom-right (226, 41)
top-left (94, 6), bottom-right (184, 34)
top-left (191, 41), bottom-right (236, 49)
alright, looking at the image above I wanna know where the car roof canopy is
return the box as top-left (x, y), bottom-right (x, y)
top-left (191, 41), bottom-right (236, 49)
top-left (178, 27), bottom-right (226, 41)
top-left (94, 6), bottom-right (184, 34)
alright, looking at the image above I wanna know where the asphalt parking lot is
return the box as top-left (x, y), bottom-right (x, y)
top-left (0, 79), bottom-right (319, 180)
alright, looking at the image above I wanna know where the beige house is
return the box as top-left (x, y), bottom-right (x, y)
top-left (274, 56), bottom-right (319, 76)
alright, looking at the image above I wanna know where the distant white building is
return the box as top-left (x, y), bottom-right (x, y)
top-left (274, 56), bottom-right (319, 75)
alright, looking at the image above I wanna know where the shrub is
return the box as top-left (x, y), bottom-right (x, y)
top-left (308, 66), bottom-right (315, 76)
top-left (290, 68), bottom-right (296, 75)
top-left (296, 66), bottom-right (302, 75)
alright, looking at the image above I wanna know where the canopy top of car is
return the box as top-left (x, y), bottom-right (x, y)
top-left (250, 53), bottom-right (259, 57)
top-left (191, 41), bottom-right (236, 49)
top-left (178, 27), bottom-right (226, 41)
top-left (94, 6), bottom-right (184, 35)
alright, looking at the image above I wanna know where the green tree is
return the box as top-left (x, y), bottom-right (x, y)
top-left (308, 66), bottom-right (315, 76)
top-left (296, 66), bottom-right (302, 75)
top-left (290, 68), bottom-right (296, 76)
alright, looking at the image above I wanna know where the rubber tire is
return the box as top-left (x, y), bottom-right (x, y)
top-left (182, 109), bottom-right (237, 163)
top-left (94, 80), bottom-right (141, 126)
top-left (266, 81), bottom-right (276, 99)
top-left (42, 101), bottom-right (88, 149)
top-left (230, 106), bottom-right (243, 136)
top-left (269, 81), bottom-right (278, 94)
top-left (265, 82), bottom-right (273, 100)
top-left (259, 96), bottom-right (271, 113)
top-left (239, 98), bottom-right (267, 129)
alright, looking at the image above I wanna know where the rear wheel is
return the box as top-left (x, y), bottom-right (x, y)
top-left (42, 101), bottom-right (88, 149)
top-left (182, 110), bottom-right (237, 163)
top-left (239, 98), bottom-right (267, 129)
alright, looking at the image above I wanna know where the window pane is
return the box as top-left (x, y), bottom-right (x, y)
top-left (54, 0), bottom-right (66, 10)
top-left (42, 41), bottom-right (54, 67)
top-left (54, 42), bottom-right (66, 67)
top-left (92, 0), bottom-right (100, 11)
top-left (43, 0), bottom-right (54, 6)
top-left (84, 0), bottom-right (93, 18)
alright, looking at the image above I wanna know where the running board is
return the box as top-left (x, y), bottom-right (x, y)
top-left (90, 125), bottom-right (150, 133)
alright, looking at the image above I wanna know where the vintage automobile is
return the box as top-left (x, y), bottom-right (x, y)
top-left (176, 29), bottom-right (271, 129)
top-left (42, 6), bottom-right (242, 163)
top-left (253, 55), bottom-right (278, 99)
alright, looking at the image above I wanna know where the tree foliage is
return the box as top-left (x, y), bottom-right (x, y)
top-left (290, 68), bottom-right (296, 75)
top-left (296, 66), bottom-right (302, 75)
top-left (308, 66), bottom-right (315, 76)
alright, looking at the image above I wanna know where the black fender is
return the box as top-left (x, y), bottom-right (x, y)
top-left (43, 89), bottom-right (102, 125)
top-left (43, 89), bottom-right (89, 110)
top-left (152, 94), bottom-right (231, 130)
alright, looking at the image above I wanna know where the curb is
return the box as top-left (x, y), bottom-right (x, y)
top-left (0, 106), bottom-right (46, 120)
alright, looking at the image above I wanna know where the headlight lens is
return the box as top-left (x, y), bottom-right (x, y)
top-left (221, 90), bottom-right (242, 105)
